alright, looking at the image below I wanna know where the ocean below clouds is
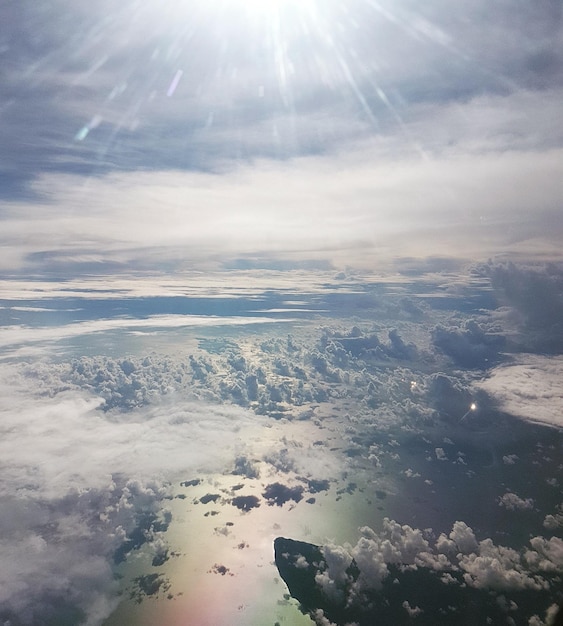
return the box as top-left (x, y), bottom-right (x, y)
top-left (0, 266), bottom-right (562, 625)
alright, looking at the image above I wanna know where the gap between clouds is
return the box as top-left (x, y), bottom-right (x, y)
top-left (0, 314), bottom-right (294, 360)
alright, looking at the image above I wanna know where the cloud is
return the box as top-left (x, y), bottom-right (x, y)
top-left (448, 520), bottom-right (479, 554)
top-left (0, 363), bottom-right (270, 624)
top-left (458, 540), bottom-right (547, 591)
top-left (1, 244), bottom-right (562, 626)
top-left (543, 504), bottom-right (563, 531)
top-left (528, 537), bottom-right (563, 573)
top-left (434, 447), bottom-right (447, 461)
top-left (4, 0), bottom-right (563, 192)
top-left (1, 125), bottom-right (563, 275)
top-left (488, 263), bottom-right (563, 353)
top-left (432, 318), bottom-right (505, 368)
top-left (402, 600), bottom-right (423, 617)
top-left (478, 355), bottom-right (563, 428)
top-left (277, 517), bottom-right (563, 624)
top-left (0, 269), bottom-right (349, 301)
top-left (2, 0), bottom-right (563, 285)
top-left (498, 492), bottom-right (535, 512)
top-left (315, 544), bottom-right (354, 603)
top-left (377, 517), bottom-right (556, 593)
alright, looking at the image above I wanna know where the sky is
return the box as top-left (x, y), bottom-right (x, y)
top-left (1, 0), bottom-right (563, 276)
top-left (1, 2), bottom-right (563, 626)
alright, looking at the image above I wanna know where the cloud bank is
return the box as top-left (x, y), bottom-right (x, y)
top-left (0, 364), bottom-right (268, 624)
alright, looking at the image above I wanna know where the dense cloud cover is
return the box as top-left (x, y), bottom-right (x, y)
top-left (0, 363), bottom-right (272, 625)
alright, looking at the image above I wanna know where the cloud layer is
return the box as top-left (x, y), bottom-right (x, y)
top-left (2, 0), bottom-right (562, 274)
top-left (0, 363), bottom-right (269, 624)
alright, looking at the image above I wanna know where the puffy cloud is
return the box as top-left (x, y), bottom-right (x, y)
top-left (499, 492), bottom-right (535, 511)
top-left (528, 537), bottom-right (563, 572)
top-left (278, 518), bottom-right (563, 624)
top-left (402, 600), bottom-right (423, 617)
top-left (311, 609), bottom-right (339, 626)
top-left (349, 519), bottom-right (561, 596)
top-left (543, 504), bottom-right (563, 530)
top-left (295, 555), bottom-right (310, 570)
top-left (315, 544), bottom-right (355, 603)
top-left (350, 533), bottom-right (389, 593)
top-left (316, 326), bottom-right (417, 364)
top-left (489, 263), bottom-right (563, 353)
top-left (435, 533), bottom-right (457, 556)
top-left (543, 515), bottom-right (563, 530)
top-left (0, 364), bottom-right (269, 624)
top-left (350, 519), bottom-right (431, 594)
top-left (435, 447), bottom-right (447, 461)
top-left (432, 318), bottom-right (505, 368)
top-left (459, 540), bottom-right (547, 591)
top-left (449, 521), bottom-right (478, 555)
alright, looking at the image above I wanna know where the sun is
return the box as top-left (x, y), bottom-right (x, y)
top-left (224, 0), bottom-right (316, 13)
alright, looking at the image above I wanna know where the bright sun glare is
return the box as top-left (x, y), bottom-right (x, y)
top-left (226, 0), bottom-right (315, 12)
